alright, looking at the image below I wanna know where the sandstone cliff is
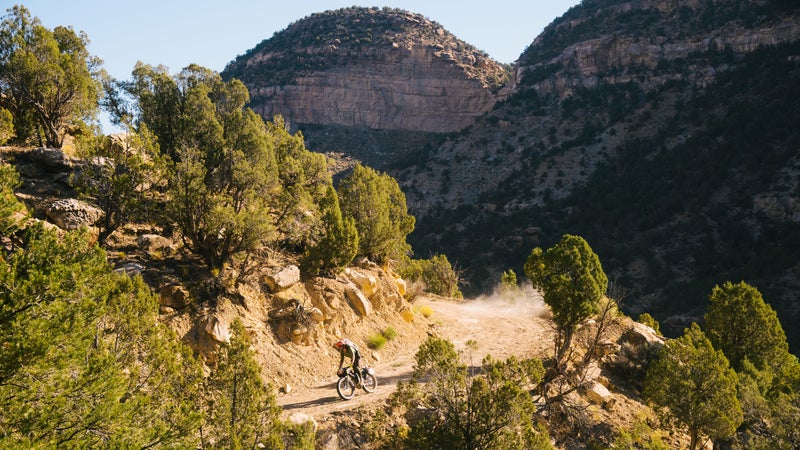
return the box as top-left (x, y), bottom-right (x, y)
top-left (223, 7), bottom-right (511, 133)
top-left (517, 0), bottom-right (800, 95)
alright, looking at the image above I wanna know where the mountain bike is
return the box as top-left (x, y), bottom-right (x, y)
top-left (336, 366), bottom-right (377, 400)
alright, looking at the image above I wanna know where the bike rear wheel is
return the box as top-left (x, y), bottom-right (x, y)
top-left (361, 373), bottom-right (377, 393)
top-left (336, 376), bottom-right (356, 400)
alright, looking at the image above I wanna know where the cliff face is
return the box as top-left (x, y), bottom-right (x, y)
top-left (516, 0), bottom-right (800, 96)
top-left (249, 46), bottom-right (501, 133)
top-left (224, 7), bottom-right (511, 133)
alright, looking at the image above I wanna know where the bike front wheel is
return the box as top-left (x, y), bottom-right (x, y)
top-left (336, 376), bottom-right (356, 400)
top-left (361, 373), bottom-right (377, 393)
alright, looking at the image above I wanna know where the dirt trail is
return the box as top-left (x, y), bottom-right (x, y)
top-left (277, 293), bottom-right (553, 419)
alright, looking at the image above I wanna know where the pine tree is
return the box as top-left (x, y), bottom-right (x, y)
top-left (0, 224), bottom-right (203, 447)
top-left (74, 124), bottom-right (166, 246)
top-left (398, 336), bottom-right (551, 450)
top-left (0, 163), bottom-right (27, 238)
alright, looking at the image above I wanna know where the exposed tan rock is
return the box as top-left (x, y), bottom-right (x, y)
top-left (159, 283), bottom-right (190, 309)
top-left (345, 268), bottom-right (378, 298)
top-left (519, 9), bottom-right (800, 97)
top-left (137, 234), bottom-right (174, 254)
top-left (252, 46), bottom-right (503, 133)
top-left (344, 283), bottom-right (373, 317)
top-left (45, 198), bottom-right (102, 230)
top-left (395, 277), bottom-right (407, 297)
top-left (620, 322), bottom-right (665, 349)
top-left (227, 7), bottom-right (511, 133)
top-left (205, 315), bottom-right (231, 343)
top-left (263, 265), bottom-right (301, 292)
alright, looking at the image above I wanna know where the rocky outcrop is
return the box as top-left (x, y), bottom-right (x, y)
top-left (45, 198), bottom-right (102, 230)
top-left (224, 7), bottom-right (511, 133)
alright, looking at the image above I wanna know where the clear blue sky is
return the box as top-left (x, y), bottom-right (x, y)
top-left (15, 0), bottom-right (581, 81)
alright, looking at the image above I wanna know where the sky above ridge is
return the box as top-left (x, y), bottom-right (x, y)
top-left (16, 0), bottom-right (581, 81)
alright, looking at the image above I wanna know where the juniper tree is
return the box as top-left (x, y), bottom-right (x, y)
top-left (704, 281), bottom-right (792, 375)
top-left (644, 323), bottom-right (742, 450)
top-left (524, 234), bottom-right (607, 364)
top-left (0, 6), bottom-right (102, 147)
top-left (203, 319), bottom-right (284, 449)
top-left (339, 163), bottom-right (415, 264)
top-left (300, 184), bottom-right (358, 277)
top-left (0, 224), bottom-right (203, 448)
top-left (396, 336), bottom-right (551, 450)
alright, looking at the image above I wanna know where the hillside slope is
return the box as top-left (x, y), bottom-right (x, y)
top-left (401, 0), bottom-right (800, 349)
top-left (221, 1), bottom-right (800, 351)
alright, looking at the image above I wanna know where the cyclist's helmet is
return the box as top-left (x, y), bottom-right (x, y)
top-left (334, 339), bottom-right (345, 350)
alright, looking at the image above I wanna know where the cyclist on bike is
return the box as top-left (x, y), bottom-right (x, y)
top-left (334, 339), bottom-right (362, 384)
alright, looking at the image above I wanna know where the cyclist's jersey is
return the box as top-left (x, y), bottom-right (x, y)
top-left (339, 340), bottom-right (360, 362)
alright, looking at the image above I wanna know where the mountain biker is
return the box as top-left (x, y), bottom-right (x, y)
top-left (334, 339), bottom-right (362, 384)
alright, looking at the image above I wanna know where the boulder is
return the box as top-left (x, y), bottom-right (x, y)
top-left (395, 277), bottom-right (407, 296)
top-left (263, 265), bottom-right (301, 292)
top-left (46, 198), bottom-right (103, 230)
top-left (308, 307), bottom-right (325, 323)
top-left (115, 262), bottom-right (144, 277)
top-left (344, 284), bottom-right (372, 317)
top-left (585, 381), bottom-right (612, 406)
top-left (205, 315), bottom-right (230, 343)
top-left (30, 147), bottom-right (80, 172)
top-left (159, 283), bottom-right (190, 309)
top-left (345, 268), bottom-right (377, 298)
top-left (137, 234), bottom-right (173, 254)
top-left (620, 322), bottom-right (665, 349)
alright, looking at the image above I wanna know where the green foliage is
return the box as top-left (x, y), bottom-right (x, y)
top-left (637, 312), bottom-right (661, 335)
top-left (398, 254), bottom-right (462, 298)
top-left (74, 124), bottom-right (166, 246)
top-left (704, 281), bottom-right (790, 374)
top-left (525, 234), bottom-right (608, 333)
top-left (0, 5), bottom-right (102, 147)
top-left (267, 117), bottom-right (332, 248)
top-left (0, 225), bottom-right (203, 447)
top-left (0, 163), bottom-right (27, 237)
top-left (644, 323), bottom-right (742, 450)
top-left (396, 336), bottom-right (551, 449)
top-left (339, 163), bottom-right (415, 264)
top-left (300, 184), bottom-right (357, 277)
top-left (203, 319), bottom-right (284, 449)
top-left (524, 234), bottom-right (607, 365)
top-left (151, 66), bottom-right (280, 273)
top-left (0, 107), bottom-right (13, 144)
top-left (501, 269), bottom-right (518, 288)
top-left (702, 282), bottom-right (800, 448)
top-left (612, 418), bottom-right (669, 450)
top-left (367, 333), bottom-right (387, 350)
top-left (382, 326), bottom-right (398, 341)
top-left (730, 361), bottom-right (800, 449)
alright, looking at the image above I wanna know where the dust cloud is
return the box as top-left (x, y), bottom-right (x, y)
top-left (462, 282), bottom-right (547, 319)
